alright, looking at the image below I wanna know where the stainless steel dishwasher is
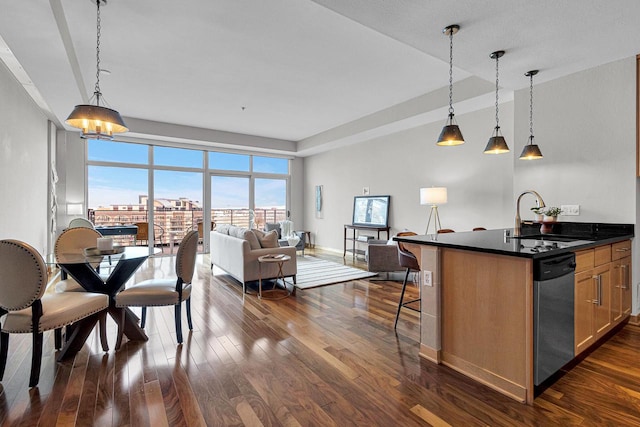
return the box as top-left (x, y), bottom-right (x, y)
top-left (534, 252), bottom-right (576, 386)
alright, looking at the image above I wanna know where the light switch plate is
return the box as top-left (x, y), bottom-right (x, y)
top-left (561, 204), bottom-right (580, 215)
top-left (423, 270), bottom-right (433, 287)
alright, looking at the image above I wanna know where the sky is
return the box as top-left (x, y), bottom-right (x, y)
top-left (87, 140), bottom-right (288, 209)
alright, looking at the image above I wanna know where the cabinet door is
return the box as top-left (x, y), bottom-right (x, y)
top-left (593, 264), bottom-right (611, 338)
top-left (611, 259), bottom-right (623, 324)
top-left (621, 256), bottom-right (632, 316)
top-left (575, 270), bottom-right (595, 355)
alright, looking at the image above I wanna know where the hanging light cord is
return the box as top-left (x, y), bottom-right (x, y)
top-left (494, 54), bottom-right (500, 129)
top-left (448, 30), bottom-right (454, 117)
top-left (94, 0), bottom-right (102, 105)
top-left (529, 73), bottom-right (534, 141)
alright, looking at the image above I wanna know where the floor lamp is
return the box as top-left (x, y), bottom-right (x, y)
top-left (420, 187), bottom-right (447, 235)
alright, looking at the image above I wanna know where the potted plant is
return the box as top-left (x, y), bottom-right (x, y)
top-left (543, 207), bottom-right (562, 222)
top-left (530, 207), bottom-right (545, 222)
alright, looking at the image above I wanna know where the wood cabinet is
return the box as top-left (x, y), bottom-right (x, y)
top-left (574, 240), bottom-right (631, 356)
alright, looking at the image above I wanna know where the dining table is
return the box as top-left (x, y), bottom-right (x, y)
top-left (54, 246), bottom-right (157, 359)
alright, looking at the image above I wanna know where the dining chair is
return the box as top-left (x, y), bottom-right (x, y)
top-left (134, 222), bottom-right (165, 247)
top-left (115, 230), bottom-right (198, 348)
top-left (437, 228), bottom-right (455, 233)
top-left (54, 228), bottom-right (107, 292)
top-left (68, 218), bottom-right (95, 229)
top-left (473, 227), bottom-right (487, 231)
top-left (54, 228), bottom-right (109, 351)
top-left (394, 231), bottom-right (421, 329)
top-left (0, 239), bottom-right (109, 387)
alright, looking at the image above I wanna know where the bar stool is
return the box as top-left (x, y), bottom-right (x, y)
top-left (394, 231), bottom-right (421, 329)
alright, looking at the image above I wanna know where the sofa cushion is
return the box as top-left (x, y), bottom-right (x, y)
top-left (253, 229), bottom-right (278, 248)
top-left (243, 229), bottom-right (261, 250)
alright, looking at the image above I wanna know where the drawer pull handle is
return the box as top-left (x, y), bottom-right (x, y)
top-left (615, 248), bottom-right (630, 252)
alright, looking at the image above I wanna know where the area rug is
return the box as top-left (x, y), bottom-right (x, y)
top-left (294, 256), bottom-right (377, 290)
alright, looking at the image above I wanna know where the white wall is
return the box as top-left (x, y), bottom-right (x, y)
top-left (305, 56), bottom-right (640, 314)
top-left (304, 103), bottom-right (515, 251)
top-left (0, 61), bottom-right (49, 254)
top-left (513, 58), bottom-right (636, 222)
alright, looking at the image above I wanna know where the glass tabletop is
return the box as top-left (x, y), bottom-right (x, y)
top-left (47, 246), bottom-right (158, 265)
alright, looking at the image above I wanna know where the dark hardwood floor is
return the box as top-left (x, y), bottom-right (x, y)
top-left (2, 248), bottom-right (640, 426)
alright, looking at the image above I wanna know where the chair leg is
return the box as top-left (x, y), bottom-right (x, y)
top-left (29, 331), bottom-right (43, 387)
top-left (0, 332), bottom-right (9, 381)
top-left (186, 298), bottom-right (193, 330)
top-left (99, 312), bottom-right (109, 352)
top-left (115, 310), bottom-right (125, 350)
top-left (54, 328), bottom-right (62, 350)
top-left (175, 305), bottom-right (183, 344)
top-left (394, 268), bottom-right (411, 329)
top-left (140, 307), bottom-right (147, 328)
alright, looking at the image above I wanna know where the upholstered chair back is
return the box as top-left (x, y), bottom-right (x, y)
top-left (68, 218), bottom-right (95, 229)
top-left (0, 240), bottom-right (47, 311)
top-left (176, 231), bottom-right (199, 284)
top-left (55, 228), bottom-right (103, 265)
top-left (395, 231), bottom-right (420, 271)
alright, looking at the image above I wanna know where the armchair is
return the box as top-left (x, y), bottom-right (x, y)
top-left (365, 239), bottom-right (403, 275)
top-left (265, 222), bottom-right (306, 255)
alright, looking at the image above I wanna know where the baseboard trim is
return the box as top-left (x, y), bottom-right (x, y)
top-left (629, 314), bottom-right (640, 326)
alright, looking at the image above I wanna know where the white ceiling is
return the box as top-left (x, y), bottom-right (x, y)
top-left (1, 0), bottom-right (639, 155)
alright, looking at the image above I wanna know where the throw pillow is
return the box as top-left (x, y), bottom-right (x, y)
top-left (217, 224), bottom-right (231, 235)
top-left (254, 229), bottom-right (278, 248)
top-left (243, 229), bottom-right (261, 250)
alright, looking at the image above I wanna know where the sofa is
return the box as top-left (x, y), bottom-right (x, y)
top-left (210, 224), bottom-right (297, 293)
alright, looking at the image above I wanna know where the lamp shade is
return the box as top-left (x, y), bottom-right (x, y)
top-left (519, 143), bottom-right (543, 160)
top-left (436, 123), bottom-right (465, 146)
top-left (420, 187), bottom-right (448, 205)
top-left (66, 104), bottom-right (128, 140)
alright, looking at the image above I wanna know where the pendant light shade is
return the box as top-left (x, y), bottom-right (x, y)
top-left (520, 139), bottom-right (543, 159)
top-left (484, 127), bottom-right (510, 154)
top-left (436, 25), bottom-right (464, 146)
top-left (484, 50), bottom-right (509, 154)
top-left (519, 70), bottom-right (543, 160)
top-left (66, 0), bottom-right (127, 140)
top-left (437, 114), bottom-right (465, 146)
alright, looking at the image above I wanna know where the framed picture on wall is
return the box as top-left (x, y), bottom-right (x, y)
top-left (315, 185), bottom-right (323, 219)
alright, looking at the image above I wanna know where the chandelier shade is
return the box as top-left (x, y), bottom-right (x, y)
top-left (65, 0), bottom-right (127, 140)
top-left (66, 104), bottom-right (128, 139)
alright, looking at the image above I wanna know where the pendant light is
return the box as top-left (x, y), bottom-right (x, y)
top-left (66, 0), bottom-right (128, 140)
top-left (484, 50), bottom-right (509, 154)
top-left (436, 25), bottom-right (464, 146)
top-left (519, 70), bottom-right (543, 160)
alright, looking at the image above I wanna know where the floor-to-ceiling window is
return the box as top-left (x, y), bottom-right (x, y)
top-left (87, 140), bottom-right (291, 255)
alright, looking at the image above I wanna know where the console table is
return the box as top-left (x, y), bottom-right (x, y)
top-left (343, 224), bottom-right (390, 258)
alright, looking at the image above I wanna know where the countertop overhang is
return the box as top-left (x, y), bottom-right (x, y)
top-left (393, 222), bottom-right (634, 259)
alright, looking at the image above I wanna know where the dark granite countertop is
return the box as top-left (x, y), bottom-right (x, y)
top-left (393, 222), bottom-right (634, 259)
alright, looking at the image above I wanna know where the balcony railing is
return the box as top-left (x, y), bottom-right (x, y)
top-left (89, 207), bottom-right (287, 246)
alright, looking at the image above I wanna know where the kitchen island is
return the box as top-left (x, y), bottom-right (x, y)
top-left (394, 223), bottom-right (633, 404)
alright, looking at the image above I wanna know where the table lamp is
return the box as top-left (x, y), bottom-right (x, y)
top-left (420, 187), bottom-right (447, 235)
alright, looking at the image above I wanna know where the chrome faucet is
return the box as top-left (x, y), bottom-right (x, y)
top-left (514, 190), bottom-right (546, 237)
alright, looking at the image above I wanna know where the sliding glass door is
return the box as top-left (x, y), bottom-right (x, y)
top-left (210, 175), bottom-right (250, 228)
top-left (253, 178), bottom-right (287, 230)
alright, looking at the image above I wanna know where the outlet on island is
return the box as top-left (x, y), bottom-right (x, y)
top-left (561, 204), bottom-right (580, 216)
